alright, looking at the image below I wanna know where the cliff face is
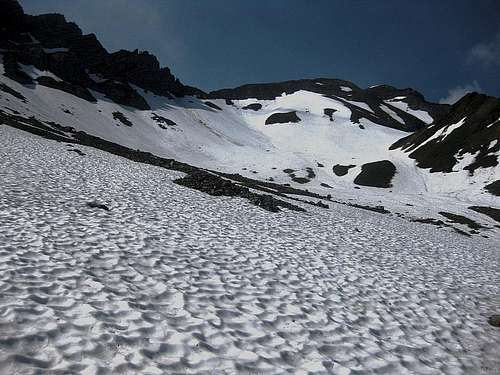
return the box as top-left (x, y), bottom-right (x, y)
top-left (0, 0), bottom-right (198, 109)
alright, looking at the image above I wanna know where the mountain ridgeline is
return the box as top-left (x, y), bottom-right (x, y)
top-left (0, 0), bottom-right (201, 110)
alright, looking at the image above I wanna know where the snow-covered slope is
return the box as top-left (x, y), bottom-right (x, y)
top-left (1, 2), bottom-right (500, 373)
top-left (1, 0), bottom-right (498, 231)
top-left (1, 60), bottom-right (498, 204)
top-left (391, 93), bottom-right (500, 198)
top-left (1, 125), bottom-right (499, 374)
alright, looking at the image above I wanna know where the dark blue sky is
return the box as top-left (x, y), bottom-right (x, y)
top-left (21, 0), bottom-right (500, 103)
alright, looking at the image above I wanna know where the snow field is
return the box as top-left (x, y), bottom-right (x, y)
top-left (0, 126), bottom-right (499, 374)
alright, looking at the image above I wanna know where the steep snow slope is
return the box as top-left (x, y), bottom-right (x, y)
top-left (1, 125), bottom-right (499, 374)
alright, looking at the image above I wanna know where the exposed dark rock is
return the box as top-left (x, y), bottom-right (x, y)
top-left (317, 162), bottom-right (324, 167)
top-left (67, 148), bottom-right (86, 156)
top-left (0, 0), bottom-right (25, 33)
top-left (320, 183), bottom-right (332, 188)
top-left (2, 52), bottom-right (34, 84)
top-left (97, 80), bottom-right (150, 110)
top-left (306, 167), bottom-right (316, 179)
top-left (87, 201), bottom-right (110, 211)
top-left (332, 164), bottom-right (356, 176)
top-left (315, 201), bottom-right (329, 208)
top-left (4, 107), bottom-right (20, 114)
top-left (151, 113), bottom-right (176, 129)
top-left (485, 180), bottom-right (500, 196)
top-left (36, 76), bottom-right (96, 102)
top-left (242, 103), bottom-right (262, 111)
top-left (265, 111), bottom-right (301, 125)
top-left (282, 167), bottom-right (315, 184)
top-left (324, 108), bottom-right (336, 121)
top-left (225, 99), bottom-right (234, 106)
top-left (353, 160), bottom-right (396, 188)
top-left (365, 85), bottom-right (450, 123)
top-left (204, 101), bottom-right (222, 111)
top-left (208, 78), bottom-right (449, 132)
top-left (348, 204), bottom-right (390, 214)
top-left (489, 315), bottom-right (500, 328)
top-left (215, 171), bottom-right (326, 200)
top-left (469, 206), bottom-right (500, 223)
top-left (99, 49), bottom-right (189, 97)
top-left (208, 79), bottom-right (363, 104)
top-left (391, 93), bottom-right (500, 174)
top-left (0, 82), bottom-right (26, 101)
top-left (173, 170), bottom-right (305, 213)
top-left (112, 111), bottom-right (133, 127)
top-left (291, 177), bottom-right (310, 184)
top-left (411, 218), bottom-right (446, 226)
top-left (0, 0), bottom-right (199, 106)
top-left (438, 211), bottom-right (485, 230)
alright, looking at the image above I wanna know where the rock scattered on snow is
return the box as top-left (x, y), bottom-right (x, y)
top-left (87, 201), bottom-right (110, 211)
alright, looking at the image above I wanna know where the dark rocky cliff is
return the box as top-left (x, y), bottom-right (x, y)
top-left (0, 0), bottom-right (201, 109)
top-left (390, 93), bottom-right (500, 178)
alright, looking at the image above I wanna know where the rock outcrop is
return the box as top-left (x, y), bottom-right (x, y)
top-left (0, 0), bottom-right (198, 110)
top-left (390, 93), bottom-right (500, 175)
top-left (208, 79), bottom-right (451, 132)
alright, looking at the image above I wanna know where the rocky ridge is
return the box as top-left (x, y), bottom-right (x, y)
top-left (0, 0), bottom-right (200, 110)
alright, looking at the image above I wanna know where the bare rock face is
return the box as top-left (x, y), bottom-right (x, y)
top-left (353, 160), bottom-right (396, 188)
top-left (0, 0), bottom-right (196, 109)
top-left (391, 93), bottom-right (500, 182)
top-left (96, 80), bottom-right (151, 110)
top-left (488, 315), bottom-right (500, 328)
top-left (99, 49), bottom-right (185, 97)
top-left (0, 0), bottom-right (25, 33)
top-left (365, 85), bottom-right (449, 123)
top-left (26, 13), bottom-right (83, 48)
top-left (265, 111), bottom-right (301, 125)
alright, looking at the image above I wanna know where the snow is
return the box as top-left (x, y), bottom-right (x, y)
top-left (441, 117), bottom-right (466, 140)
top-left (384, 99), bottom-right (434, 124)
top-left (0, 60), bottom-right (498, 209)
top-left (0, 125), bottom-right (499, 374)
top-left (380, 104), bottom-right (404, 124)
top-left (340, 86), bottom-right (352, 92)
top-left (19, 63), bottom-right (63, 81)
top-left (344, 99), bottom-right (374, 113)
top-left (411, 117), bottom-right (466, 151)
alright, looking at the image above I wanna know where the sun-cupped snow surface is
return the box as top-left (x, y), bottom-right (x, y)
top-left (1, 126), bottom-right (499, 375)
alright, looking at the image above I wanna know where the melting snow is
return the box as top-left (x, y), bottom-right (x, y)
top-left (0, 126), bottom-right (499, 374)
